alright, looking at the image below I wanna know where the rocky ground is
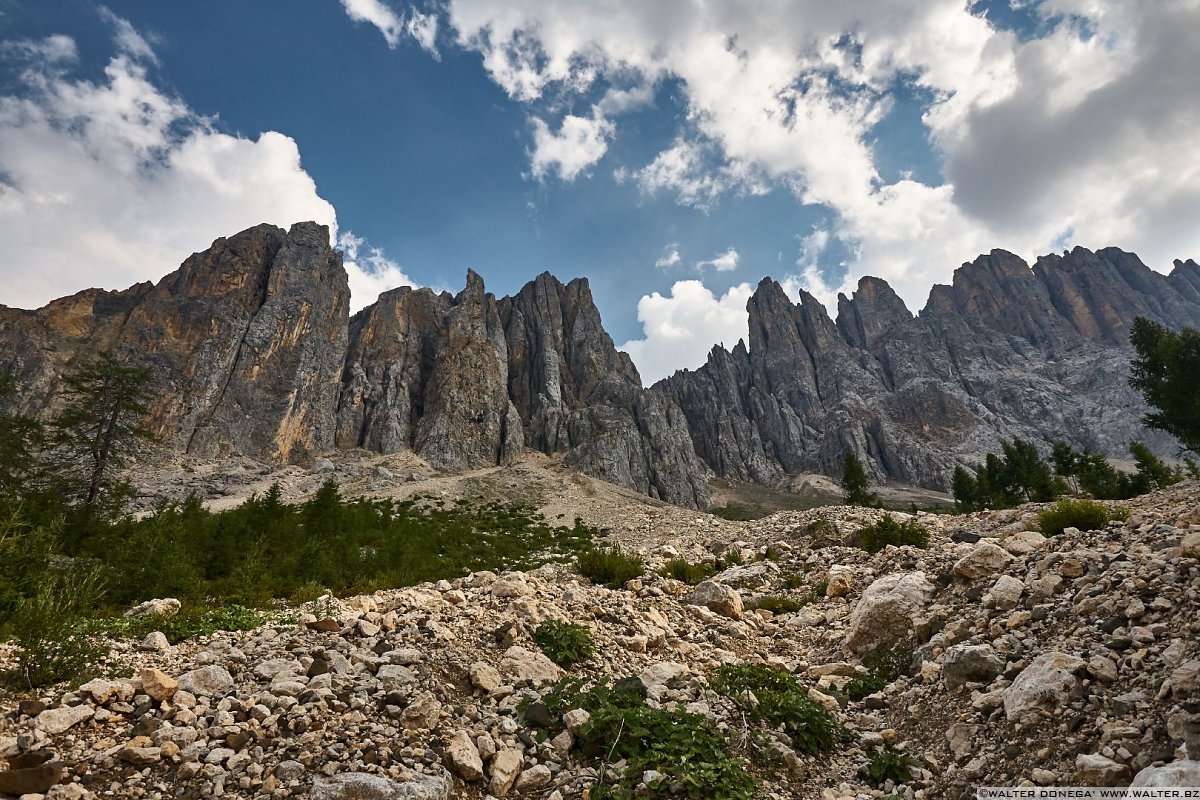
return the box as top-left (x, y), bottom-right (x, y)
top-left (2, 471), bottom-right (1198, 799)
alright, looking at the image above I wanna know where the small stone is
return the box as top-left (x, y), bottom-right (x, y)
top-left (515, 764), bottom-right (552, 792)
top-left (445, 731), bottom-right (484, 781)
top-left (176, 665), bottom-right (234, 696)
top-left (1075, 753), bottom-right (1130, 786)
top-left (124, 598), bottom-right (181, 618)
top-left (139, 631), bottom-right (170, 652)
top-left (469, 661), bottom-right (502, 693)
top-left (34, 705), bottom-right (94, 735)
top-left (686, 580), bottom-right (743, 619)
top-left (943, 644), bottom-right (1005, 691)
top-left (140, 668), bottom-right (179, 702)
top-left (489, 748), bottom-right (523, 797)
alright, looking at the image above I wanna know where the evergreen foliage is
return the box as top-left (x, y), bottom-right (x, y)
top-left (840, 453), bottom-right (878, 506)
top-left (1130, 317), bottom-right (1200, 454)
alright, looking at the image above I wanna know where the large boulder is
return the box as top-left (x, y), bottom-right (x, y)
top-left (499, 646), bottom-right (562, 685)
top-left (845, 572), bottom-right (934, 654)
top-left (1003, 652), bottom-right (1086, 721)
top-left (444, 731), bottom-right (484, 781)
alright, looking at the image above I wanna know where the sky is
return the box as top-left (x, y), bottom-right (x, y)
top-left (1, 1), bottom-right (1198, 383)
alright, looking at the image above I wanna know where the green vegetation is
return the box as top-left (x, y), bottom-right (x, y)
top-left (951, 438), bottom-right (1061, 512)
top-left (88, 604), bottom-right (267, 645)
top-left (1130, 317), bottom-right (1200, 454)
top-left (1037, 498), bottom-right (1128, 536)
top-left (710, 503), bottom-right (770, 521)
top-left (954, 435), bottom-right (1186, 511)
top-left (860, 747), bottom-right (922, 786)
top-left (709, 663), bottom-right (842, 754)
top-left (840, 453), bottom-right (878, 507)
top-left (744, 594), bottom-right (810, 614)
top-left (48, 352), bottom-right (155, 506)
top-left (533, 619), bottom-right (595, 669)
top-left (576, 545), bottom-right (645, 588)
top-left (855, 515), bottom-right (929, 554)
top-left (528, 677), bottom-right (757, 800)
top-left (841, 644), bottom-right (913, 702)
top-left (658, 558), bottom-right (716, 584)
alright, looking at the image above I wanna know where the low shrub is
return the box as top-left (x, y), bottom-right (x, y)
top-left (528, 677), bottom-right (756, 800)
top-left (533, 619), bottom-right (594, 669)
top-left (576, 546), bottom-right (644, 588)
top-left (92, 603), bottom-right (266, 644)
top-left (860, 747), bottom-right (922, 786)
top-left (1037, 498), bottom-right (1128, 536)
top-left (841, 643), bottom-right (913, 701)
top-left (709, 663), bottom-right (842, 754)
top-left (856, 515), bottom-right (929, 554)
top-left (658, 558), bottom-right (714, 584)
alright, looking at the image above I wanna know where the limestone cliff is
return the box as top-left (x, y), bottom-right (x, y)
top-left (3, 224), bottom-right (1198, 506)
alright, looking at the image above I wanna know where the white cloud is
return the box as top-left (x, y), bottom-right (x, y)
top-left (338, 231), bottom-right (418, 313)
top-left (339, 0), bottom-right (439, 55)
top-left (654, 244), bottom-right (681, 270)
top-left (443, 0), bottom-right (1200, 317)
top-left (619, 280), bottom-right (753, 384)
top-left (529, 108), bottom-right (614, 181)
top-left (697, 247), bottom-right (739, 272)
top-left (0, 21), bottom-right (399, 313)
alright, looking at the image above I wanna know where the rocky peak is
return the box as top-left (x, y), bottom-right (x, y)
top-left (1170, 258), bottom-right (1200, 303)
top-left (942, 249), bottom-right (1072, 346)
top-left (836, 276), bottom-right (913, 350)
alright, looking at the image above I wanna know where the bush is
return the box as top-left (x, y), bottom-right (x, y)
top-left (745, 595), bottom-right (809, 614)
top-left (8, 567), bottom-right (106, 689)
top-left (842, 644), bottom-right (913, 701)
top-left (658, 558), bottom-right (714, 584)
top-left (92, 603), bottom-right (267, 644)
top-left (1037, 499), bottom-right (1127, 536)
top-left (710, 663), bottom-right (842, 754)
top-left (856, 515), bottom-right (929, 554)
top-left (576, 546), bottom-right (644, 588)
top-left (533, 619), bottom-right (594, 669)
top-left (529, 677), bottom-right (756, 800)
top-left (860, 747), bottom-right (922, 786)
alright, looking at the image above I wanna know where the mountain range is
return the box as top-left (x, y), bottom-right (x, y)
top-left (2, 221), bottom-right (1198, 508)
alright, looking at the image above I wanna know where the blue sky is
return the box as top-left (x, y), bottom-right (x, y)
top-left (2, 1), bottom-right (1197, 381)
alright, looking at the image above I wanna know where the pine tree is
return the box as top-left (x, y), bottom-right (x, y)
top-left (50, 352), bottom-right (155, 505)
top-left (1130, 317), bottom-right (1200, 454)
top-left (840, 453), bottom-right (877, 507)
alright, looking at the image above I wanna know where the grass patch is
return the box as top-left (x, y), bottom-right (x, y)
top-left (533, 620), bottom-right (594, 669)
top-left (576, 546), bottom-right (644, 588)
top-left (1037, 498), bottom-right (1128, 536)
top-left (856, 515), bottom-right (929, 554)
top-left (709, 663), bottom-right (842, 754)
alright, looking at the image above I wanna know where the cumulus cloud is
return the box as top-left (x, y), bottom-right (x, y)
top-left (0, 18), bottom-right (402, 311)
top-left (696, 247), bottom-right (739, 273)
top-left (441, 0), bottom-right (1200, 316)
top-left (654, 244), bottom-right (681, 270)
top-left (618, 280), bottom-right (753, 384)
top-left (529, 109), bottom-right (614, 181)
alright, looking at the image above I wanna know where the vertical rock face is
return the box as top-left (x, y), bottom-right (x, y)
top-left (3, 222), bottom-right (1198, 506)
top-left (0, 222), bottom-right (349, 463)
